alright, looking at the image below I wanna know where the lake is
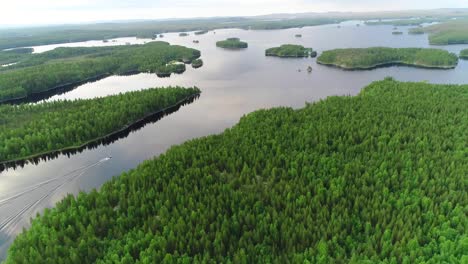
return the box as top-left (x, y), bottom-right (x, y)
top-left (1, 20), bottom-right (468, 259)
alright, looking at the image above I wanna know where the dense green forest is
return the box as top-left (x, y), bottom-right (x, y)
top-left (216, 38), bottom-right (248, 49)
top-left (317, 47), bottom-right (458, 70)
top-left (0, 48), bottom-right (33, 65)
top-left (412, 19), bottom-right (468, 45)
top-left (460, 49), bottom-right (468, 59)
top-left (0, 42), bottom-right (200, 102)
top-left (6, 79), bottom-right (467, 263)
top-left (265, 44), bottom-right (316, 58)
top-left (0, 87), bottom-right (199, 163)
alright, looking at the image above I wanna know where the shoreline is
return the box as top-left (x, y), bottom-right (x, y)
top-left (0, 64), bottom-right (196, 104)
top-left (316, 60), bottom-right (457, 70)
top-left (0, 72), bottom-right (114, 104)
top-left (0, 93), bottom-right (200, 169)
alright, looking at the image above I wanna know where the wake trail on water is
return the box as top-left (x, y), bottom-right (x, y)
top-left (0, 157), bottom-right (110, 234)
top-left (0, 158), bottom-right (110, 207)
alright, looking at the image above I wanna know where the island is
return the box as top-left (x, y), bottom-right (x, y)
top-left (0, 42), bottom-right (201, 103)
top-left (317, 47), bottom-right (458, 70)
top-left (0, 87), bottom-right (200, 163)
top-left (392, 31), bottom-right (403, 35)
top-left (7, 79), bottom-right (466, 263)
top-left (191, 58), bottom-right (203, 68)
top-left (194, 30), bottom-right (208, 35)
top-left (460, 49), bottom-right (468, 59)
top-left (179, 32), bottom-right (189, 37)
top-left (408, 27), bottom-right (425, 35)
top-left (265, 44), bottom-right (317, 58)
top-left (216, 38), bottom-right (248, 49)
top-left (411, 20), bottom-right (468, 45)
top-left (295, 34), bottom-right (302, 38)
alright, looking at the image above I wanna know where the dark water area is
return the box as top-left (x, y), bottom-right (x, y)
top-left (1, 21), bottom-right (468, 259)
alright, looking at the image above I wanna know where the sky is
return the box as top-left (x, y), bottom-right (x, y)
top-left (1, 0), bottom-right (466, 26)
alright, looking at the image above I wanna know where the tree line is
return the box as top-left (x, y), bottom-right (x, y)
top-left (0, 87), bottom-right (200, 162)
top-left (317, 47), bottom-right (459, 70)
top-left (0, 42), bottom-right (201, 102)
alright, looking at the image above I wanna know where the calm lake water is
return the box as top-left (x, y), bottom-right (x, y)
top-left (1, 20), bottom-right (468, 259)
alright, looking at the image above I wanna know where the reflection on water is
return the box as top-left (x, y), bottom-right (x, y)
top-left (1, 21), bottom-right (468, 259)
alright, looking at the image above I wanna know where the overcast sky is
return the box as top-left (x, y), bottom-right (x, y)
top-left (1, 0), bottom-right (466, 26)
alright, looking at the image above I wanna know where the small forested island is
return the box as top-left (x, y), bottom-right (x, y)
top-left (6, 79), bottom-right (466, 263)
top-left (295, 34), bottom-right (302, 38)
top-left (392, 31), bottom-right (403, 35)
top-left (408, 27), bottom-right (425, 35)
top-left (179, 32), bottom-right (189, 37)
top-left (317, 47), bottom-right (458, 70)
top-left (191, 58), bottom-right (203, 68)
top-left (265, 44), bottom-right (316, 58)
top-left (460, 49), bottom-right (468, 59)
top-left (0, 87), bottom-right (199, 163)
top-left (216, 38), bottom-right (248, 49)
top-left (0, 42), bottom-right (200, 103)
top-left (194, 30), bottom-right (208, 35)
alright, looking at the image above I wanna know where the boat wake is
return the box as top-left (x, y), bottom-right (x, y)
top-left (0, 157), bottom-right (111, 234)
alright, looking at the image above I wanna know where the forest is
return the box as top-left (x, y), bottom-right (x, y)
top-left (216, 38), bottom-right (248, 49)
top-left (0, 42), bottom-right (201, 102)
top-left (460, 49), bottom-right (468, 59)
top-left (0, 87), bottom-right (200, 163)
top-left (413, 19), bottom-right (468, 45)
top-left (317, 47), bottom-right (458, 70)
top-left (265, 44), bottom-right (316, 58)
top-left (408, 27), bottom-right (425, 35)
top-left (5, 79), bottom-right (467, 263)
top-left (0, 48), bottom-right (33, 66)
top-left (364, 17), bottom-right (446, 26)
